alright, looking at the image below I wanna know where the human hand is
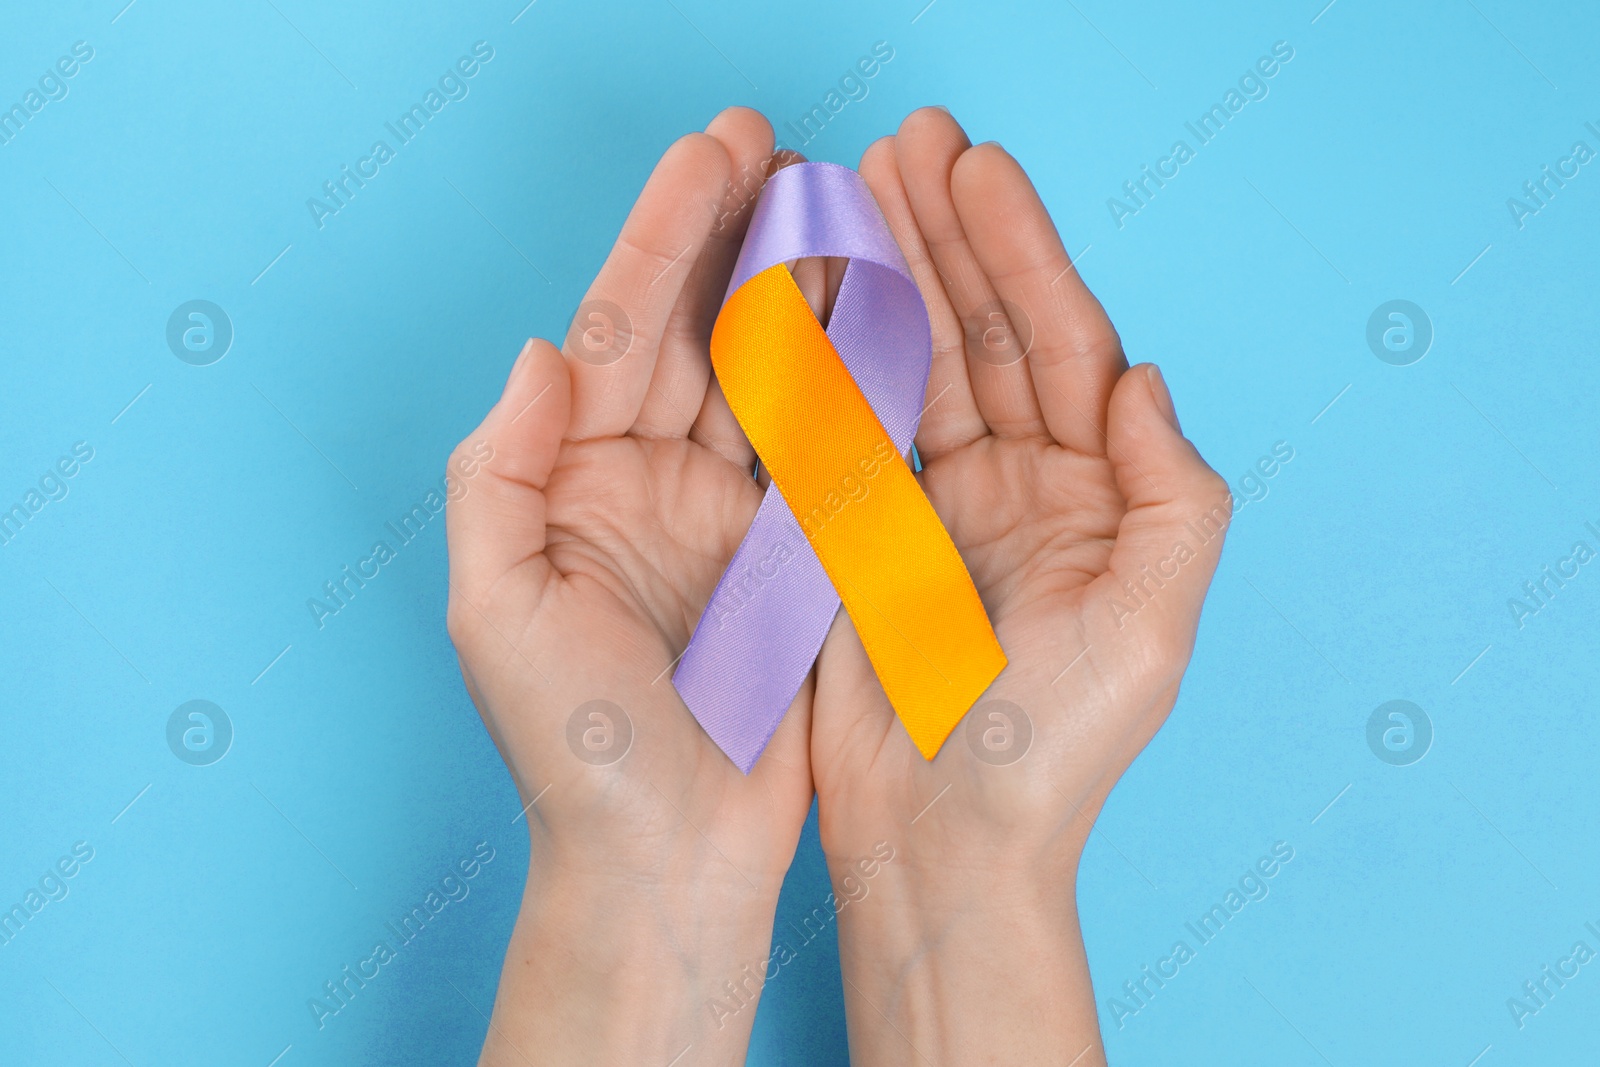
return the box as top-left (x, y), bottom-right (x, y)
top-left (810, 108), bottom-right (1232, 1065)
top-left (445, 107), bottom-right (814, 1066)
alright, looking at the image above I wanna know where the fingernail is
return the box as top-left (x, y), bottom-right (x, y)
top-left (1147, 364), bottom-right (1180, 431)
top-left (932, 104), bottom-right (952, 114)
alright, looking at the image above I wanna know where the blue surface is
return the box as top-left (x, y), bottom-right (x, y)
top-left (3, 1), bottom-right (1598, 1064)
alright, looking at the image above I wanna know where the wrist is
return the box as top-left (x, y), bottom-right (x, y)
top-left (479, 854), bottom-right (783, 1066)
top-left (829, 852), bottom-right (1105, 1066)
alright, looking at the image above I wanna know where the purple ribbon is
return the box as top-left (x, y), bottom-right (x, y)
top-left (673, 162), bottom-right (932, 772)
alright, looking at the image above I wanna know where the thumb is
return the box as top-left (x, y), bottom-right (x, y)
top-left (1089, 363), bottom-right (1231, 666)
top-left (445, 337), bottom-right (571, 606)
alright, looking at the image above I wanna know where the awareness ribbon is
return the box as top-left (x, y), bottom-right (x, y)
top-left (673, 161), bottom-right (1006, 771)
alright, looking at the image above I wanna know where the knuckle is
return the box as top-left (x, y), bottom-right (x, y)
top-left (445, 594), bottom-right (480, 648)
top-left (1176, 465), bottom-right (1231, 516)
top-left (1199, 468), bottom-right (1231, 506)
top-left (1143, 621), bottom-right (1196, 679)
top-left (931, 332), bottom-right (967, 368)
top-left (446, 441), bottom-right (473, 481)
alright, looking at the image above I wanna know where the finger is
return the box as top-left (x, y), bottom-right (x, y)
top-left (791, 255), bottom-right (832, 322)
top-left (858, 134), bottom-right (986, 460)
top-left (825, 254), bottom-right (847, 319)
top-left (565, 132), bottom-right (730, 441)
top-left (1088, 364), bottom-right (1230, 668)
top-left (691, 376), bottom-right (757, 472)
top-left (895, 107), bottom-right (1047, 438)
top-left (790, 252), bottom-right (840, 485)
top-left (951, 142), bottom-right (1127, 456)
top-left (445, 338), bottom-right (571, 605)
top-left (632, 108), bottom-right (774, 441)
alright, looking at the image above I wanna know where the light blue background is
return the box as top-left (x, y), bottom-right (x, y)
top-left (3, 1), bottom-right (1597, 1063)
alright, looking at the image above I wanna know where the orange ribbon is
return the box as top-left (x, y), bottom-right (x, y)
top-left (711, 263), bottom-right (1006, 758)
